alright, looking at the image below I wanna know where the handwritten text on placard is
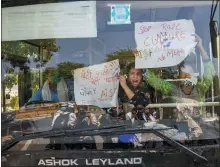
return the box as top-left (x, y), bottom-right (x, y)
top-left (135, 19), bottom-right (197, 68)
top-left (73, 60), bottom-right (120, 108)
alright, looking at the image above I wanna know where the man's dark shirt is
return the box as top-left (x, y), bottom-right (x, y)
top-left (118, 82), bottom-right (154, 107)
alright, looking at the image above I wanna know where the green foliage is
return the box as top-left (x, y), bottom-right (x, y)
top-left (32, 84), bottom-right (39, 95)
top-left (196, 77), bottom-right (213, 100)
top-left (9, 96), bottom-right (19, 110)
top-left (2, 39), bottom-right (60, 67)
top-left (43, 67), bottom-right (58, 83)
top-left (42, 62), bottom-right (85, 83)
top-left (106, 49), bottom-right (135, 74)
top-left (195, 61), bottom-right (216, 116)
top-left (144, 70), bottom-right (174, 95)
top-left (57, 62), bottom-right (84, 79)
top-left (34, 39), bottom-right (60, 52)
top-left (4, 75), bottom-right (18, 91)
top-left (196, 76), bottom-right (215, 116)
top-left (106, 49), bottom-right (174, 77)
top-left (30, 70), bottom-right (40, 94)
top-left (2, 41), bottom-right (35, 57)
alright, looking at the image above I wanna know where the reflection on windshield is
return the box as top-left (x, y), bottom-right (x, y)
top-left (1, 2), bottom-right (219, 154)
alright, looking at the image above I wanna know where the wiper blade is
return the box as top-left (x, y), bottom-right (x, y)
top-left (1, 124), bottom-right (127, 152)
top-left (2, 124), bottom-right (207, 163)
top-left (153, 130), bottom-right (208, 163)
top-left (74, 126), bottom-right (208, 163)
top-left (22, 124), bottom-right (127, 136)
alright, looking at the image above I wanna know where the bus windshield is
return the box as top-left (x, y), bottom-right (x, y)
top-left (1, 1), bottom-right (219, 152)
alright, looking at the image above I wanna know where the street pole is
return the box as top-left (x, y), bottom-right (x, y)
top-left (88, 39), bottom-right (92, 65)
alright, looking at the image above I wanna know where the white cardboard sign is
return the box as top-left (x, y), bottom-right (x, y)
top-left (134, 19), bottom-right (197, 68)
top-left (73, 60), bottom-right (120, 108)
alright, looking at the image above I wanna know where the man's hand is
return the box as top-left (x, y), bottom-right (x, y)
top-left (194, 34), bottom-right (202, 47)
top-left (119, 75), bottom-right (127, 88)
top-left (193, 33), bottom-right (209, 60)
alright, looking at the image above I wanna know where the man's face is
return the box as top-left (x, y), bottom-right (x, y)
top-left (119, 105), bottom-right (123, 112)
top-left (129, 68), bottom-right (142, 87)
top-left (48, 79), bottom-right (57, 89)
top-left (180, 71), bottom-right (194, 95)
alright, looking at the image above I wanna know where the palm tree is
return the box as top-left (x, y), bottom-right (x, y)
top-left (106, 48), bottom-right (136, 74)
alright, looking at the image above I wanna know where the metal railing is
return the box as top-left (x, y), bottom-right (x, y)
top-left (146, 102), bottom-right (220, 108)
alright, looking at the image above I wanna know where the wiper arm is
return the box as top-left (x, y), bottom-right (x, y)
top-left (75, 126), bottom-right (208, 163)
top-left (1, 124), bottom-right (127, 152)
top-left (22, 124), bottom-right (127, 137)
top-left (2, 125), bottom-right (207, 163)
top-left (153, 130), bottom-right (208, 163)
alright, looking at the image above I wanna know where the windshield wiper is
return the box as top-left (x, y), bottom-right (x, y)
top-left (2, 125), bottom-right (207, 163)
top-left (152, 130), bottom-right (208, 163)
top-left (81, 126), bottom-right (207, 163)
top-left (1, 124), bottom-right (127, 152)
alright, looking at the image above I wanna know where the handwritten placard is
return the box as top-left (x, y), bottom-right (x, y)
top-left (134, 19), bottom-right (197, 68)
top-left (73, 60), bottom-right (120, 108)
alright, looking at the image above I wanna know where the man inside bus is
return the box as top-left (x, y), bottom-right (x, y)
top-left (75, 105), bottom-right (98, 129)
top-left (74, 105), bottom-right (104, 150)
top-left (46, 102), bottom-right (77, 150)
top-left (144, 34), bottom-right (215, 139)
top-left (125, 104), bottom-right (157, 125)
top-left (30, 69), bottom-right (70, 102)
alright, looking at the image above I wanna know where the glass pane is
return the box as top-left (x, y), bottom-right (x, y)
top-left (1, 1), bottom-right (219, 156)
top-left (1, 41), bottom-right (40, 110)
